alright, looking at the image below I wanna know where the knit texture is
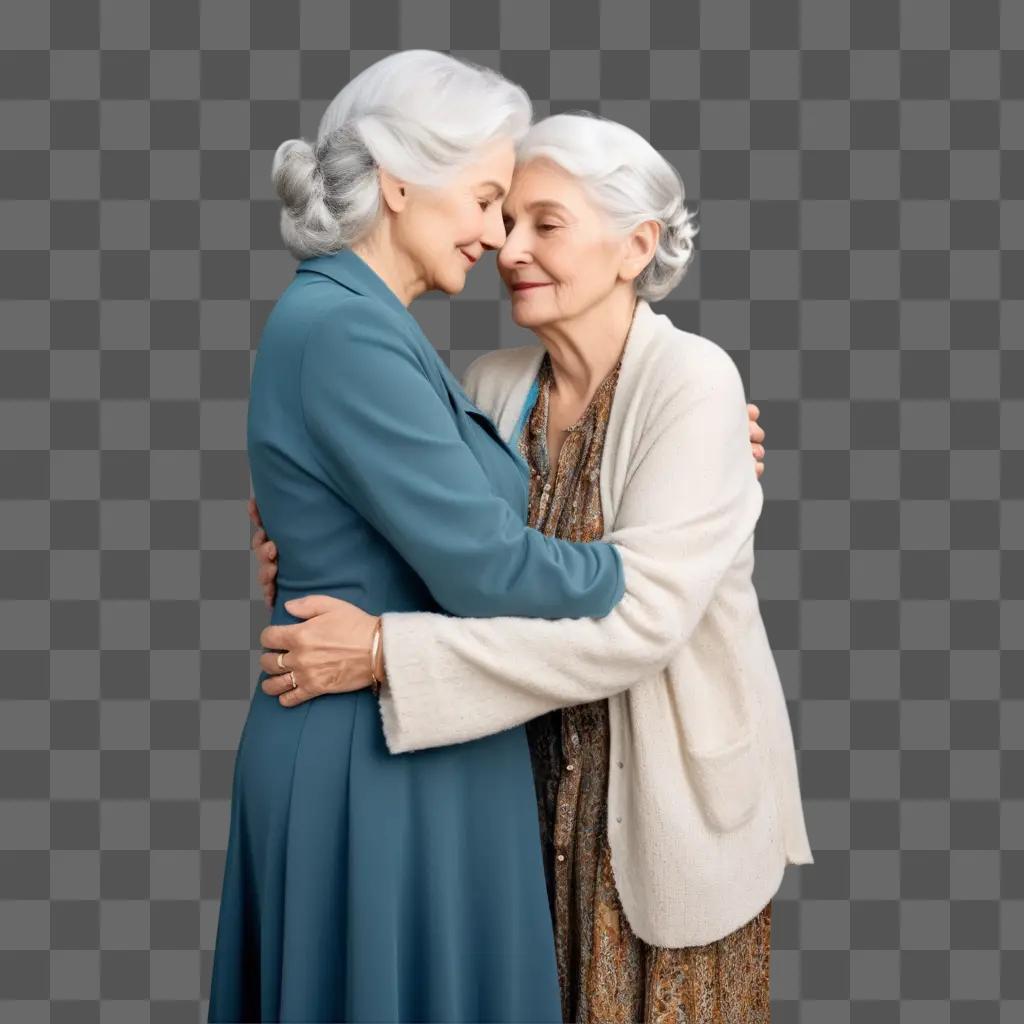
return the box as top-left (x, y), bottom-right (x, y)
top-left (378, 301), bottom-right (814, 946)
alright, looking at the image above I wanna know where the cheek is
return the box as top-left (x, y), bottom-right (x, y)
top-left (463, 209), bottom-right (488, 243)
top-left (406, 206), bottom-right (447, 259)
top-left (443, 201), bottom-right (483, 245)
top-left (420, 198), bottom-right (465, 242)
top-left (565, 244), bottom-right (617, 289)
top-left (547, 245), bottom-right (595, 292)
top-left (424, 214), bottom-right (466, 272)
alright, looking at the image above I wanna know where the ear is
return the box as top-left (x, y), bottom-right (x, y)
top-left (379, 168), bottom-right (409, 214)
top-left (618, 220), bottom-right (660, 285)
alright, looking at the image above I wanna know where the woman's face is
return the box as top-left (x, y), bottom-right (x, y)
top-left (395, 137), bottom-right (516, 296)
top-left (496, 158), bottom-right (626, 329)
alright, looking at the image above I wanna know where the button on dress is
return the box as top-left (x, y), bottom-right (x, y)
top-left (519, 342), bottom-right (773, 1024)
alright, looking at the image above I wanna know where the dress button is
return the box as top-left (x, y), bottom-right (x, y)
top-left (565, 763), bottom-right (575, 772)
top-left (556, 853), bottom-right (566, 863)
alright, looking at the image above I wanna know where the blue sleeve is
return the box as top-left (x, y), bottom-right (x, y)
top-left (298, 300), bottom-right (625, 620)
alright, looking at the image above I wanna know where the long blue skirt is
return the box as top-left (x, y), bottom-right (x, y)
top-left (207, 681), bottom-right (563, 1023)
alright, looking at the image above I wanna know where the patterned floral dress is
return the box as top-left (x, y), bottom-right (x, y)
top-left (518, 337), bottom-right (773, 1024)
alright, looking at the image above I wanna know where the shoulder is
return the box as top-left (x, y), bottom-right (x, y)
top-left (301, 295), bottom-right (422, 372)
top-left (461, 343), bottom-right (545, 403)
top-left (297, 298), bottom-right (435, 418)
top-left (463, 343), bottom-right (544, 385)
top-left (645, 310), bottom-right (743, 389)
top-left (308, 294), bottom-right (413, 345)
top-left (639, 311), bottom-right (747, 421)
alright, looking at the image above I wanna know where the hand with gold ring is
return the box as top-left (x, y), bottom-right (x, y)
top-left (269, 651), bottom-right (300, 694)
top-left (259, 594), bottom-right (380, 707)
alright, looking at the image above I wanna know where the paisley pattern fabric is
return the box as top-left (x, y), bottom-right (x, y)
top-left (518, 337), bottom-right (773, 1023)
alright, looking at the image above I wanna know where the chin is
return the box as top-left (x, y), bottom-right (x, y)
top-left (437, 263), bottom-right (469, 296)
top-left (510, 301), bottom-right (550, 329)
top-left (432, 274), bottom-right (463, 297)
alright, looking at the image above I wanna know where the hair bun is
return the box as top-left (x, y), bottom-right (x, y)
top-left (663, 194), bottom-right (698, 249)
top-left (271, 136), bottom-right (342, 257)
top-left (273, 138), bottom-right (319, 181)
top-left (272, 139), bottom-right (322, 216)
top-left (277, 137), bottom-right (317, 165)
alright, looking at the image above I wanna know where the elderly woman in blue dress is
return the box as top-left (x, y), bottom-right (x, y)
top-left (218, 49), bottom-right (812, 1024)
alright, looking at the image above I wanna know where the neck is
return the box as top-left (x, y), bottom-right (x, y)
top-left (534, 287), bottom-right (639, 405)
top-left (351, 226), bottom-right (427, 307)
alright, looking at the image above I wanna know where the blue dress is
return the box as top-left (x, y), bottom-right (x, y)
top-left (207, 248), bottom-right (626, 1023)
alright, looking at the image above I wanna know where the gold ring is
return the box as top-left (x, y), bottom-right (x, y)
top-left (289, 671), bottom-right (297, 690)
top-left (277, 651), bottom-right (287, 671)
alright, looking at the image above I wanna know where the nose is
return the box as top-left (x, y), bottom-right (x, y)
top-left (497, 225), bottom-right (530, 271)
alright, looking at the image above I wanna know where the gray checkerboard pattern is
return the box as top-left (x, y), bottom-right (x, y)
top-left (1, 0), bottom-right (1021, 1021)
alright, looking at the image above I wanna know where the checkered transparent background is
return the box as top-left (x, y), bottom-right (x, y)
top-left (1, 0), bottom-right (1023, 1021)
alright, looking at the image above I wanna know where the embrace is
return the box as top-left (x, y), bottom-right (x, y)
top-left (208, 49), bottom-right (813, 1024)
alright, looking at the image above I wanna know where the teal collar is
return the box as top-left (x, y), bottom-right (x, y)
top-left (296, 247), bottom-right (410, 321)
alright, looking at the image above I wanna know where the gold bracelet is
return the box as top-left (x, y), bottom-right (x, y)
top-left (369, 618), bottom-right (383, 697)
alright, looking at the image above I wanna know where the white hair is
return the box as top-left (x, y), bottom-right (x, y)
top-left (516, 112), bottom-right (698, 302)
top-left (272, 50), bottom-right (533, 260)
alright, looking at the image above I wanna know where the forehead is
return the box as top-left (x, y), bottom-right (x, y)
top-left (505, 158), bottom-right (585, 207)
top-left (458, 137), bottom-right (517, 187)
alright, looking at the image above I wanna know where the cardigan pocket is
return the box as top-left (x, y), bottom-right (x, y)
top-left (684, 728), bottom-right (764, 834)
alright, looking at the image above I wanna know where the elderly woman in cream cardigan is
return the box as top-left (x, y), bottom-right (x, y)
top-left (251, 112), bottom-right (813, 1013)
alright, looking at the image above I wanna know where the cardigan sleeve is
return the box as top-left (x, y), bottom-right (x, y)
top-left (299, 301), bottom-right (625, 620)
top-left (376, 342), bottom-right (764, 754)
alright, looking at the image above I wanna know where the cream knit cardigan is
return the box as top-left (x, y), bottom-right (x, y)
top-left (378, 300), bottom-right (814, 948)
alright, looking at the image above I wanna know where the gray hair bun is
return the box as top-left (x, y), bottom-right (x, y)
top-left (642, 195), bottom-right (699, 303)
top-left (272, 137), bottom-right (345, 259)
